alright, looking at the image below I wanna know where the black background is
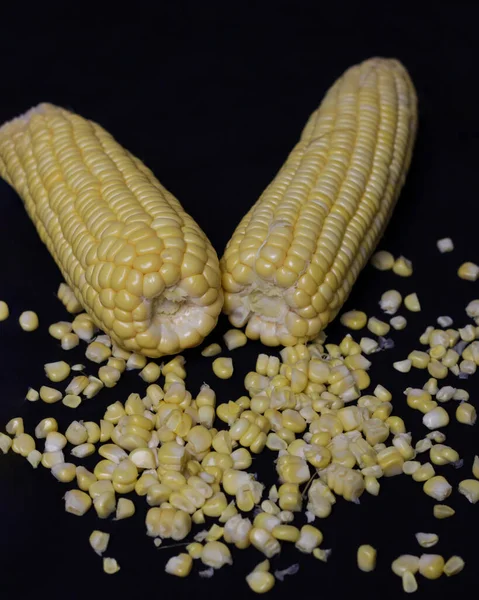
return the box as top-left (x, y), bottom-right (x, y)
top-left (0, 4), bottom-right (478, 599)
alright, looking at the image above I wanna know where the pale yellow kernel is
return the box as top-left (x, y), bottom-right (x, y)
top-left (212, 357), bottom-right (234, 379)
top-left (458, 262), bottom-right (479, 281)
top-left (340, 310), bottom-right (367, 330)
top-left (357, 544), bottom-right (377, 572)
top-left (19, 310), bottom-right (39, 331)
top-left (390, 315), bottom-right (407, 330)
top-left (0, 300), bottom-right (9, 321)
top-left (404, 293), bottom-right (421, 312)
top-left (39, 386), bottom-right (62, 404)
top-left (371, 251), bottom-right (394, 271)
top-left (201, 343), bottom-right (222, 357)
top-left (367, 317), bottom-right (390, 336)
top-left (393, 256), bottom-right (413, 277)
top-left (44, 361), bottom-right (71, 382)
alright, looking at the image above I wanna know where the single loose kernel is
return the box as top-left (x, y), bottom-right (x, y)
top-left (0, 300), bottom-right (9, 321)
top-left (437, 238), bottom-right (454, 253)
top-left (340, 310), bottom-right (367, 330)
top-left (437, 316), bottom-right (453, 328)
top-left (246, 570), bottom-right (275, 594)
top-left (12, 433), bottom-right (35, 457)
top-left (388, 321), bottom-right (407, 339)
top-left (44, 361), bottom-right (70, 382)
top-left (39, 386), bottom-right (62, 404)
top-left (360, 337), bottom-right (379, 354)
top-left (433, 504), bottom-right (455, 519)
top-left (367, 317), bottom-right (390, 336)
top-left (224, 329), bottom-right (248, 350)
top-left (357, 545), bottom-right (377, 572)
top-left (0, 433), bottom-right (12, 454)
top-left (415, 533), bottom-right (438, 548)
top-left (62, 394), bottom-right (82, 409)
top-left (139, 362), bottom-right (161, 383)
top-left (116, 498), bottom-right (135, 520)
top-left (201, 541), bottom-right (233, 569)
top-left (371, 251), bottom-right (394, 271)
top-left (201, 343), bottom-right (222, 357)
top-left (458, 479), bottom-right (479, 503)
top-left (472, 456), bottom-right (479, 479)
top-left (404, 293), bottom-right (421, 312)
top-left (19, 310), bottom-right (39, 331)
top-left (27, 449), bottom-right (42, 468)
top-left (393, 256), bottom-right (413, 277)
top-left (402, 571), bottom-right (418, 593)
top-left (379, 290), bottom-right (402, 315)
top-left (422, 407), bottom-right (449, 430)
top-left (212, 357), bottom-right (234, 379)
top-left (418, 554), bottom-right (444, 579)
top-left (458, 262), bottom-right (479, 281)
top-left (165, 553), bottom-right (193, 577)
top-left (34, 417), bottom-right (57, 439)
top-left (64, 489), bottom-right (92, 516)
top-left (103, 557), bottom-right (120, 574)
top-left (393, 359), bottom-right (411, 373)
top-left (392, 555), bottom-right (419, 576)
top-left (456, 403), bottom-right (476, 425)
top-left (26, 388), bottom-right (39, 402)
top-left (85, 341), bottom-right (111, 364)
top-left (89, 530), bottom-right (110, 556)
top-left (423, 476), bottom-right (452, 501)
top-left (61, 333), bottom-right (80, 350)
top-left (408, 350), bottom-right (430, 369)
top-left (443, 556), bottom-right (465, 576)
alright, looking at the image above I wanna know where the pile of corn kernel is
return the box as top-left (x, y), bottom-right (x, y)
top-left (0, 242), bottom-right (479, 594)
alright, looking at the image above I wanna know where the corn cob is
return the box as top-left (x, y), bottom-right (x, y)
top-left (221, 58), bottom-right (417, 346)
top-left (0, 104), bottom-right (223, 357)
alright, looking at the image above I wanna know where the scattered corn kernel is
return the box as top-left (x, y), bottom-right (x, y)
top-left (89, 530), bottom-right (110, 556)
top-left (367, 317), bottom-right (390, 336)
top-left (393, 256), bottom-right (413, 277)
top-left (390, 316), bottom-right (407, 330)
top-left (201, 343), bottom-right (222, 357)
top-left (116, 498), bottom-right (135, 520)
top-left (380, 290), bottom-right (402, 315)
top-left (415, 533), bottom-right (438, 548)
top-left (340, 310), bottom-right (367, 330)
top-left (423, 476), bottom-right (452, 501)
top-left (103, 557), bottom-right (120, 574)
top-left (404, 293), bottom-right (421, 312)
top-left (357, 544), bottom-right (377, 572)
top-left (224, 329), bottom-right (248, 350)
top-left (246, 570), bottom-right (275, 594)
top-left (444, 556), bottom-right (465, 576)
top-left (165, 553), bottom-right (193, 577)
top-left (433, 504), bottom-right (455, 519)
top-left (64, 489), bottom-right (92, 516)
top-left (39, 386), bottom-right (62, 404)
top-left (393, 359), bottom-right (411, 373)
top-left (458, 479), bottom-right (479, 503)
top-left (62, 394), bottom-right (82, 409)
top-left (456, 403), bottom-right (476, 425)
top-left (418, 554), bottom-right (444, 580)
top-left (0, 300), bottom-right (9, 321)
top-left (44, 361), bottom-right (71, 382)
top-left (212, 357), bottom-right (234, 379)
top-left (402, 571), bottom-right (418, 593)
top-left (19, 310), bottom-right (39, 331)
top-left (458, 262), bottom-right (479, 281)
top-left (371, 251), bottom-right (394, 271)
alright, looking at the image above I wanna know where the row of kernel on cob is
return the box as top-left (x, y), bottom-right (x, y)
top-left (1, 57), bottom-right (479, 593)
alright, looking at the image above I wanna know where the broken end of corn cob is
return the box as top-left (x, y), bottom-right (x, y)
top-left (221, 57), bottom-right (418, 346)
top-left (0, 103), bottom-right (223, 358)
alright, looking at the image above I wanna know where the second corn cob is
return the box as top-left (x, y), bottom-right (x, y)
top-left (221, 58), bottom-right (418, 346)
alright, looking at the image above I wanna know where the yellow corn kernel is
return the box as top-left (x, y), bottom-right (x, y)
top-left (6, 417), bottom-right (24, 436)
top-left (165, 553), bottom-right (193, 577)
top-left (393, 359), bottom-right (411, 373)
top-left (0, 433), bottom-right (12, 454)
top-left (402, 571), bottom-right (418, 593)
top-left (85, 341), bottom-right (111, 364)
top-left (76, 466), bottom-right (97, 492)
top-left (380, 290), bottom-right (402, 315)
top-left (429, 444), bottom-right (459, 466)
top-left (386, 416), bottom-right (406, 435)
top-left (456, 403), bottom-right (477, 425)
top-left (419, 554), bottom-right (444, 579)
top-left (371, 250), bottom-right (395, 271)
top-left (201, 343), bottom-right (222, 357)
top-left (412, 462), bottom-right (435, 482)
top-left (27, 449), bottom-right (42, 468)
top-left (415, 532), bottom-right (438, 548)
top-left (271, 524), bottom-right (300, 543)
top-left (12, 433), bottom-right (36, 457)
top-left (200, 541), bottom-right (232, 569)
top-left (89, 530), bottom-right (110, 556)
top-left (212, 357), bottom-right (234, 379)
top-left (98, 365), bottom-right (121, 388)
top-left (408, 350), bottom-right (430, 369)
top-left (340, 310), bottom-right (367, 330)
top-left (443, 556), bottom-right (465, 577)
top-left (357, 544), bottom-right (377, 572)
top-left (422, 407), bottom-right (449, 430)
top-left (458, 262), bottom-right (479, 281)
top-left (427, 359), bottom-right (448, 379)
top-left (0, 300), bottom-right (9, 321)
top-left (223, 329), bottom-right (248, 350)
top-left (392, 555), bottom-right (419, 576)
top-left (103, 557), bottom-right (120, 575)
top-left (295, 525), bottom-right (323, 553)
top-left (458, 479), bottom-right (479, 503)
top-left (364, 476), bottom-right (380, 496)
top-left (393, 256), bottom-right (413, 277)
top-left (64, 489), bottom-right (92, 516)
top-left (94, 491), bottom-right (116, 518)
top-left (404, 293), bottom-right (421, 312)
top-left (19, 310), bottom-right (39, 331)
top-left (433, 504), bottom-right (455, 519)
top-left (390, 315), bottom-right (407, 330)
top-left (246, 570), bottom-right (275, 594)
top-left (65, 421), bottom-right (88, 446)
top-left (83, 376), bottom-right (104, 398)
top-left (423, 476), bottom-right (452, 501)
top-left (39, 386), bottom-right (62, 404)
top-left (367, 317), bottom-right (390, 336)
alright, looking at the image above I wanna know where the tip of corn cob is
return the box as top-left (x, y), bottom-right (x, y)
top-left (221, 57), bottom-right (418, 346)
